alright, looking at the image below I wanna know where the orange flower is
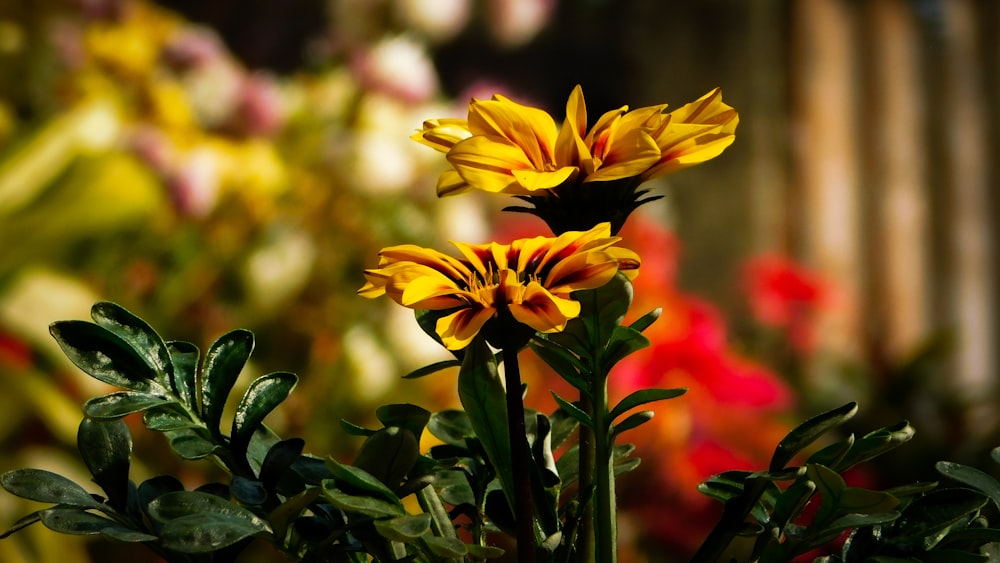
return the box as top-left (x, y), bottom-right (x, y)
top-left (359, 223), bottom-right (639, 350)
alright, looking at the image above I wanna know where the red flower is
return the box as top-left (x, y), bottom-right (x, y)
top-left (743, 253), bottom-right (833, 353)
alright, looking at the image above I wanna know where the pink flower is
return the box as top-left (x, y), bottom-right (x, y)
top-left (744, 253), bottom-right (832, 353)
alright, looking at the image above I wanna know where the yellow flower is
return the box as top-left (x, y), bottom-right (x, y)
top-left (359, 223), bottom-right (640, 350)
top-left (413, 85), bottom-right (736, 194)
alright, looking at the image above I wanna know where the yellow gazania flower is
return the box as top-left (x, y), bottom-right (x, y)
top-left (359, 223), bottom-right (640, 350)
top-left (412, 85), bottom-right (737, 198)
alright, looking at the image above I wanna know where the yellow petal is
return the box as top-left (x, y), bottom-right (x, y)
top-left (508, 281), bottom-right (581, 333)
top-left (436, 307), bottom-right (495, 350)
top-left (468, 95), bottom-right (558, 168)
top-left (544, 251), bottom-right (620, 293)
top-left (583, 128), bottom-right (660, 182)
top-left (411, 118), bottom-right (472, 152)
top-left (511, 166), bottom-right (578, 192)
top-left (447, 136), bottom-right (532, 194)
top-left (436, 169), bottom-right (472, 196)
top-left (378, 244), bottom-right (472, 282)
top-left (399, 274), bottom-right (469, 309)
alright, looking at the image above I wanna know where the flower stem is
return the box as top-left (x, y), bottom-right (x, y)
top-left (577, 395), bottom-right (596, 562)
top-left (591, 374), bottom-right (617, 563)
top-left (502, 345), bottom-right (537, 562)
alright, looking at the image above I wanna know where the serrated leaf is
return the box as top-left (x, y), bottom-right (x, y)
top-left (166, 341), bottom-right (199, 410)
top-left (230, 372), bottom-right (297, 458)
top-left (200, 329), bottom-right (254, 437)
top-left (771, 402), bottom-right (858, 472)
top-left (77, 418), bottom-right (131, 511)
top-left (402, 359), bottom-right (460, 379)
top-left (609, 387), bottom-right (687, 421)
top-left (550, 391), bottom-right (593, 429)
top-left (49, 321), bottom-right (158, 392)
top-left (372, 514), bottom-right (431, 542)
top-left (83, 391), bottom-right (175, 419)
top-left (91, 302), bottom-right (172, 386)
top-left (1, 469), bottom-right (101, 508)
top-left (936, 461), bottom-right (1000, 511)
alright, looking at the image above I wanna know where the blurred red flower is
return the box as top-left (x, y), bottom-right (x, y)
top-left (743, 253), bottom-right (832, 354)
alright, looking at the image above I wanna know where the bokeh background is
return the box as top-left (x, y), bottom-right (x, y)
top-left (0, 0), bottom-right (996, 561)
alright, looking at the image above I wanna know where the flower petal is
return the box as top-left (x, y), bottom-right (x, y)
top-left (411, 118), bottom-right (472, 152)
top-left (447, 135), bottom-right (533, 194)
top-left (508, 281), bottom-right (581, 333)
top-left (468, 95), bottom-right (558, 168)
top-left (436, 307), bottom-right (494, 350)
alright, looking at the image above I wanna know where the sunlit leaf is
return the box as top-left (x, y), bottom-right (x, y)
top-left (91, 302), bottom-right (172, 386)
top-left (230, 372), bottom-right (297, 458)
top-left (200, 329), bottom-right (254, 437)
top-left (83, 391), bottom-right (175, 419)
top-left (770, 402), bottom-right (858, 472)
top-left (609, 387), bottom-right (687, 421)
top-left (49, 321), bottom-right (159, 392)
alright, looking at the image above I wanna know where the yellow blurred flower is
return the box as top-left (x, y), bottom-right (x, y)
top-left (413, 85), bottom-right (738, 234)
top-left (359, 223), bottom-right (639, 350)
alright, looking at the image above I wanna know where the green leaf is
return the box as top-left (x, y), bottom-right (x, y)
top-left (628, 307), bottom-right (662, 333)
top-left (423, 535), bottom-right (468, 557)
top-left (601, 325), bottom-right (650, 371)
top-left (91, 302), bottom-right (173, 386)
top-left (39, 508), bottom-right (153, 541)
top-left (435, 469), bottom-right (475, 507)
top-left (771, 402), bottom-right (858, 472)
top-left (230, 372), bottom-right (298, 457)
top-left (200, 329), bottom-right (254, 437)
top-left (0, 511), bottom-right (43, 539)
top-left (611, 410), bottom-right (654, 437)
top-left (143, 408), bottom-right (200, 432)
top-left (579, 272), bottom-right (633, 346)
top-left (322, 487), bottom-right (405, 519)
top-left (808, 434), bottom-right (856, 468)
top-left (158, 512), bottom-right (268, 553)
top-left (609, 387), bottom-right (687, 421)
top-left (375, 404), bottom-right (431, 441)
top-left (77, 418), bottom-right (131, 510)
top-left (372, 514), bottom-right (431, 542)
top-left (550, 391), bottom-right (593, 429)
top-left (529, 339), bottom-right (590, 395)
top-left (49, 321), bottom-right (158, 392)
top-left (83, 391), bottom-right (175, 419)
top-left (402, 359), bottom-right (460, 379)
top-left (456, 339), bottom-right (516, 517)
top-left (936, 461), bottom-right (1000, 511)
top-left (548, 407), bottom-right (580, 450)
top-left (259, 438), bottom-right (305, 490)
top-left (166, 430), bottom-right (217, 460)
top-left (835, 421), bottom-right (915, 472)
top-left (1, 469), bottom-right (101, 508)
top-left (351, 427), bottom-right (419, 490)
top-left (427, 410), bottom-right (474, 447)
top-left (891, 488), bottom-right (989, 546)
top-left (324, 458), bottom-right (401, 505)
top-left (166, 341), bottom-right (199, 410)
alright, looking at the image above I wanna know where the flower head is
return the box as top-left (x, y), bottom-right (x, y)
top-left (359, 223), bottom-right (639, 350)
top-left (412, 85), bottom-right (738, 234)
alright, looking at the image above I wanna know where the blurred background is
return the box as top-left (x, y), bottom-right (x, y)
top-left (0, 0), bottom-right (996, 561)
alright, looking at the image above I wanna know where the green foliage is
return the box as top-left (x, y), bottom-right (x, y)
top-left (692, 402), bottom-right (1000, 563)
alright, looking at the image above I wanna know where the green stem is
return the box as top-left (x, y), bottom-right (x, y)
top-left (576, 395), bottom-right (596, 562)
top-left (502, 346), bottom-right (537, 562)
top-left (591, 373), bottom-right (616, 563)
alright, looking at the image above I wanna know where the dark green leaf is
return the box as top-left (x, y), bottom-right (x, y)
top-left (39, 508), bottom-right (152, 540)
top-left (339, 419), bottom-right (375, 437)
top-left (230, 372), bottom-right (297, 457)
top-left (601, 325), bottom-right (650, 371)
top-left (372, 514), bottom-right (431, 542)
top-left (324, 458), bottom-right (401, 505)
top-left (136, 475), bottom-right (184, 509)
top-left (77, 418), bottom-right (131, 511)
top-left (98, 526), bottom-right (159, 543)
top-left (529, 339), bottom-right (590, 395)
top-left (147, 491), bottom-right (270, 536)
top-left (456, 339), bottom-right (516, 516)
top-left (143, 408), bottom-right (200, 432)
top-left (609, 387), bottom-right (687, 421)
top-left (83, 391), bottom-right (175, 419)
top-left (548, 407), bottom-right (580, 450)
top-left (402, 359), bottom-right (460, 379)
top-left (579, 273), bottom-right (633, 347)
top-left (770, 479), bottom-right (817, 533)
top-left (375, 404), bottom-right (431, 441)
top-left (808, 434), bottom-right (856, 468)
top-left (435, 469), bottom-right (475, 507)
top-left (259, 438), bottom-right (304, 490)
top-left (612, 410), bottom-right (654, 437)
top-left (771, 402), bottom-right (858, 472)
top-left (835, 421), bottom-right (915, 471)
top-left (427, 410), bottom-right (474, 447)
top-left (166, 430), bottom-right (217, 460)
top-left (936, 461), bottom-right (1000, 511)
top-left (166, 341), bottom-right (199, 410)
top-left (628, 307), bottom-right (662, 333)
top-left (351, 427), bottom-right (419, 490)
top-left (423, 535), bottom-right (467, 557)
top-left (1, 469), bottom-right (101, 508)
top-left (892, 488), bottom-right (989, 545)
top-left (49, 321), bottom-right (158, 391)
top-left (200, 329), bottom-right (254, 436)
top-left (158, 512), bottom-right (267, 553)
top-left (322, 487), bottom-right (404, 518)
top-left (230, 476), bottom-right (267, 506)
top-left (550, 391), bottom-right (593, 429)
top-left (91, 302), bottom-right (172, 385)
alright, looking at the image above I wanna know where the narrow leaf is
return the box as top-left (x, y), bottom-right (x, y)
top-left (609, 387), bottom-right (687, 420)
top-left (230, 372), bottom-right (298, 457)
top-left (166, 341), bottom-right (199, 410)
top-left (77, 418), bottom-right (131, 510)
top-left (402, 359), bottom-right (460, 379)
top-left (550, 391), bottom-right (593, 429)
top-left (373, 514), bottom-right (432, 542)
top-left (771, 402), bottom-right (858, 472)
top-left (612, 410), bottom-right (654, 437)
top-left (91, 302), bottom-right (172, 385)
top-left (628, 307), bottom-right (662, 333)
top-left (83, 391), bottom-right (175, 419)
top-left (936, 461), bottom-right (1000, 511)
top-left (201, 329), bottom-right (254, 436)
